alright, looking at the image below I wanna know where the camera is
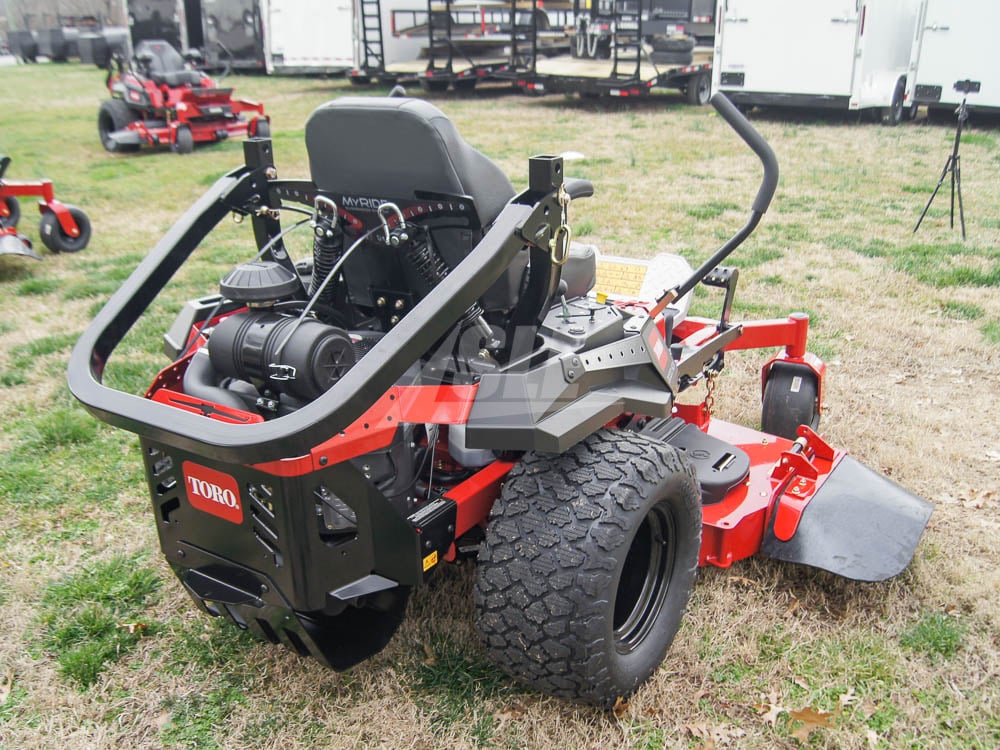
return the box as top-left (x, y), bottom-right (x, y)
top-left (953, 79), bottom-right (981, 94)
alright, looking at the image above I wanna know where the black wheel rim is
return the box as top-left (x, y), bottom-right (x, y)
top-left (613, 503), bottom-right (676, 653)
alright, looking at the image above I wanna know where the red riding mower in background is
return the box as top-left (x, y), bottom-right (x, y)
top-left (0, 154), bottom-right (91, 259)
top-left (98, 39), bottom-right (269, 155)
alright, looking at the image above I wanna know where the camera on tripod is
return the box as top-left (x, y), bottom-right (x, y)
top-left (953, 79), bottom-right (981, 95)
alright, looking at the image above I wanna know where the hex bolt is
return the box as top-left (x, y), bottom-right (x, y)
top-left (394, 299), bottom-right (405, 310)
top-left (376, 297), bottom-right (387, 307)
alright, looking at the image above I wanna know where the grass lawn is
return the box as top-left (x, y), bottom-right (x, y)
top-left (1, 62), bottom-right (999, 749)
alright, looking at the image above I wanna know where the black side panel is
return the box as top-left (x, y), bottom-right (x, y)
top-left (761, 456), bottom-right (933, 582)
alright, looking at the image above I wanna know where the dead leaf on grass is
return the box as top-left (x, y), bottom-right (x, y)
top-left (788, 706), bottom-right (835, 742)
top-left (725, 575), bottom-right (759, 587)
top-left (866, 729), bottom-right (879, 749)
top-left (495, 701), bottom-right (527, 722)
top-left (611, 695), bottom-right (630, 719)
top-left (154, 711), bottom-right (171, 729)
top-left (756, 690), bottom-right (787, 727)
top-left (0, 672), bottom-right (12, 705)
top-left (419, 640), bottom-right (436, 666)
top-left (792, 676), bottom-right (810, 691)
top-left (837, 687), bottom-right (862, 714)
top-left (117, 622), bottom-right (147, 635)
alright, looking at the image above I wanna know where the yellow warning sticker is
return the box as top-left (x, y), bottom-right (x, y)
top-left (595, 259), bottom-right (647, 297)
top-left (422, 550), bottom-right (439, 572)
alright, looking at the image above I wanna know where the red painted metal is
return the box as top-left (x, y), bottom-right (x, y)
top-left (443, 458), bottom-right (518, 554)
top-left (698, 418), bottom-right (845, 568)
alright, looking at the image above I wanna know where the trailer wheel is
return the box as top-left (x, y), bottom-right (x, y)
top-left (474, 429), bottom-right (701, 707)
top-left (761, 363), bottom-right (819, 440)
top-left (419, 79), bottom-right (449, 93)
top-left (172, 126), bottom-right (194, 155)
top-left (453, 78), bottom-right (477, 93)
top-left (686, 72), bottom-right (711, 106)
top-left (98, 99), bottom-right (139, 153)
top-left (39, 205), bottom-right (91, 254)
top-left (0, 197), bottom-right (20, 228)
top-left (881, 78), bottom-right (905, 126)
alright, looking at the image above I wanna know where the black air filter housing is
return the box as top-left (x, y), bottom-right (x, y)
top-left (220, 261), bottom-right (301, 304)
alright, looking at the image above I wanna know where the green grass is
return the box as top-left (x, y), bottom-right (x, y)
top-left (35, 555), bottom-right (161, 687)
top-left (901, 612), bottom-right (965, 660)
top-left (160, 687), bottom-right (247, 750)
top-left (2, 59), bottom-right (999, 750)
top-left (410, 635), bottom-right (516, 740)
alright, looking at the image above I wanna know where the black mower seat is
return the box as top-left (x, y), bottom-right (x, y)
top-left (134, 40), bottom-right (203, 87)
top-left (305, 97), bottom-right (515, 228)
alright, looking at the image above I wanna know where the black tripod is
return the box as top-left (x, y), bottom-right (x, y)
top-left (914, 96), bottom-right (969, 239)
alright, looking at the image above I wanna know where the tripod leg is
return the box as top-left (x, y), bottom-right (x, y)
top-left (949, 154), bottom-right (957, 229)
top-left (955, 155), bottom-right (966, 240)
top-left (914, 156), bottom-right (953, 234)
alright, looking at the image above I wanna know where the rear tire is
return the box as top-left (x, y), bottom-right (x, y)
top-left (761, 363), bottom-right (819, 440)
top-left (475, 429), bottom-right (702, 707)
top-left (98, 99), bottom-right (139, 153)
top-left (39, 205), bottom-right (91, 254)
top-left (0, 196), bottom-right (20, 228)
top-left (881, 78), bottom-right (905, 126)
top-left (172, 125), bottom-right (194, 155)
top-left (686, 71), bottom-right (711, 106)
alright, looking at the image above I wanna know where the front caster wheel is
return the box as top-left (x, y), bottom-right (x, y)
top-left (475, 429), bottom-right (702, 706)
top-left (39, 205), bottom-right (91, 253)
top-left (761, 363), bottom-right (820, 440)
top-left (0, 196), bottom-right (19, 228)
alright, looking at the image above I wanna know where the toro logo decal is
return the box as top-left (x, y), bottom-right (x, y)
top-left (182, 462), bottom-right (243, 524)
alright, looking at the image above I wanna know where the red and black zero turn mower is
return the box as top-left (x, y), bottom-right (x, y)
top-left (0, 154), bottom-right (91, 259)
top-left (99, 40), bottom-right (268, 155)
top-left (68, 95), bottom-right (932, 707)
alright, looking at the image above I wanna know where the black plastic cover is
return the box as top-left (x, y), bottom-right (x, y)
top-left (761, 456), bottom-right (933, 582)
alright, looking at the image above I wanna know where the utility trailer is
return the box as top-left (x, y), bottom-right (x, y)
top-left (263, 0), bottom-right (354, 74)
top-left (713, 0), bottom-right (923, 124)
top-left (352, 0), bottom-right (567, 91)
top-left (519, 0), bottom-right (713, 102)
top-left (201, 0), bottom-right (266, 72)
top-left (908, 0), bottom-right (1000, 116)
top-left (127, 0), bottom-right (191, 51)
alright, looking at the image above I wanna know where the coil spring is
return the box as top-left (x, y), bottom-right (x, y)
top-left (309, 220), bottom-right (343, 304)
top-left (407, 233), bottom-right (486, 326)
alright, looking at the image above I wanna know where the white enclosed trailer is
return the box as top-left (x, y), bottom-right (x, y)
top-left (712, 0), bottom-right (923, 123)
top-left (909, 0), bottom-right (1000, 115)
top-left (263, 0), bottom-right (355, 74)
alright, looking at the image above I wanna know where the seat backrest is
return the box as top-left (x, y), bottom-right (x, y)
top-left (135, 39), bottom-right (185, 75)
top-left (305, 97), bottom-right (515, 228)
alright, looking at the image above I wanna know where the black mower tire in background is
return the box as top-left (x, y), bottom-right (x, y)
top-left (39, 205), bottom-right (91, 253)
top-left (98, 99), bottom-right (140, 153)
top-left (761, 363), bottom-right (820, 440)
top-left (686, 71), bottom-right (711, 106)
top-left (475, 429), bottom-right (702, 707)
top-left (172, 126), bottom-right (194, 155)
top-left (0, 196), bottom-right (20, 228)
top-left (254, 118), bottom-right (271, 139)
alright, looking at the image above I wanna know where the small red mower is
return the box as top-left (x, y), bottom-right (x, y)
top-left (69, 95), bottom-right (932, 707)
top-left (0, 154), bottom-right (91, 259)
top-left (99, 39), bottom-right (269, 155)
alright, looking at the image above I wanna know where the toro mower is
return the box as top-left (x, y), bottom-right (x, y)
top-left (0, 154), bottom-right (91, 259)
top-left (69, 95), bottom-right (932, 706)
top-left (99, 39), bottom-right (268, 155)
